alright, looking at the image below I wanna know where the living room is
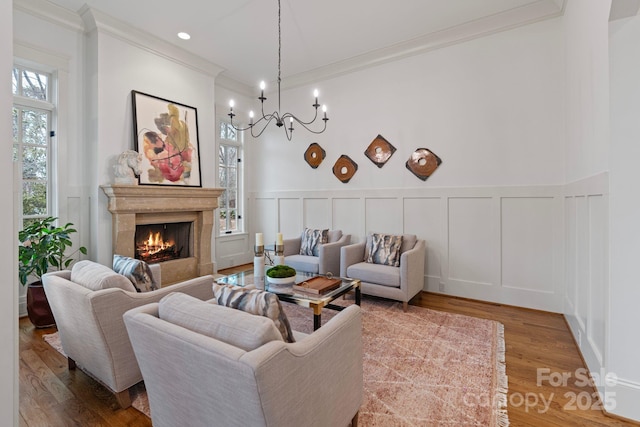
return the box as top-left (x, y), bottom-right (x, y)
top-left (3, 0), bottom-right (640, 425)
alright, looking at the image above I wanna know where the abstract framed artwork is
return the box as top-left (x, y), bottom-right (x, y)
top-left (131, 90), bottom-right (202, 187)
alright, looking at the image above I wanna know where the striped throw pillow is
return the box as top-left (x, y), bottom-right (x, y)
top-left (212, 283), bottom-right (295, 343)
top-left (113, 254), bottom-right (157, 292)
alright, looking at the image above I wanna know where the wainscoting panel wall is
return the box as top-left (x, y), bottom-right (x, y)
top-left (448, 197), bottom-right (495, 287)
top-left (501, 197), bottom-right (555, 293)
top-left (248, 185), bottom-right (565, 312)
top-left (303, 198), bottom-right (331, 231)
top-left (563, 172), bottom-right (609, 389)
top-left (333, 198), bottom-right (362, 242)
top-left (403, 197), bottom-right (444, 291)
top-left (588, 194), bottom-right (607, 365)
top-left (279, 198), bottom-right (302, 240)
top-left (365, 198), bottom-right (403, 236)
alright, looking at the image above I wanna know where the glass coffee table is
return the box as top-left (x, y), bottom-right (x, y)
top-left (216, 270), bottom-right (361, 330)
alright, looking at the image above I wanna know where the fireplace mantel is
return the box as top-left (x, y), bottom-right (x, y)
top-left (101, 185), bottom-right (224, 285)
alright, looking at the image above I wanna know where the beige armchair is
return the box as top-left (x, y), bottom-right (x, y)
top-left (283, 229), bottom-right (351, 275)
top-left (124, 294), bottom-right (363, 427)
top-left (42, 261), bottom-right (215, 408)
top-left (341, 233), bottom-right (426, 311)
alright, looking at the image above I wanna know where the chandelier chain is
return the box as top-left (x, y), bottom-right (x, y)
top-left (227, 0), bottom-right (328, 141)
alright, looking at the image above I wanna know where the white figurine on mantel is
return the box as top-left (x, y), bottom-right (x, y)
top-left (114, 150), bottom-right (142, 185)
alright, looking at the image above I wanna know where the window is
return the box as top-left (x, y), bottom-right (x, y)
top-left (13, 65), bottom-right (54, 229)
top-left (218, 120), bottom-right (243, 234)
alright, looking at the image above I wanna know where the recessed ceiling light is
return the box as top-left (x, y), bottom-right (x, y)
top-left (177, 32), bottom-right (191, 40)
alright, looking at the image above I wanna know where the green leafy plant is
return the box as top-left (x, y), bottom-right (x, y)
top-left (266, 265), bottom-right (296, 278)
top-left (18, 217), bottom-right (87, 286)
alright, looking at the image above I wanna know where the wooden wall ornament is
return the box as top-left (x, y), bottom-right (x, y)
top-left (406, 148), bottom-right (442, 181)
top-left (332, 155), bottom-right (358, 183)
top-left (364, 134), bottom-right (396, 168)
top-left (304, 143), bottom-right (326, 169)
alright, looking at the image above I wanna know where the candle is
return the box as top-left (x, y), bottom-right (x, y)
top-left (277, 233), bottom-right (283, 245)
top-left (256, 233), bottom-right (263, 246)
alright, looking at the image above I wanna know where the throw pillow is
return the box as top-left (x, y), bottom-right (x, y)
top-left (113, 254), bottom-right (157, 292)
top-left (158, 292), bottom-right (283, 352)
top-left (212, 283), bottom-right (295, 343)
top-left (299, 228), bottom-right (329, 256)
top-left (366, 233), bottom-right (403, 267)
top-left (70, 260), bottom-right (137, 292)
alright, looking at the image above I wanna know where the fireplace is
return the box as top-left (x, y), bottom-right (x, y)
top-left (101, 185), bottom-right (224, 286)
top-left (135, 222), bottom-right (192, 263)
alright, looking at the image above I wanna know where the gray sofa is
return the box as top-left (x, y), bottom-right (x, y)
top-left (340, 233), bottom-right (426, 311)
top-left (42, 261), bottom-right (215, 408)
top-left (124, 293), bottom-right (363, 427)
top-left (283, 229), bottom-right (351, 275)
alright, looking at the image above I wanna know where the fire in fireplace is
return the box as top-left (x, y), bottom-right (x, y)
top-left (135, 222), bottom-right (192, 263)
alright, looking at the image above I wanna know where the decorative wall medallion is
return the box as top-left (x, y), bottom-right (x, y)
top-left (332, 155), bottom-right (358, 183)
top-left (406, 148), bottom-right (442, 181)
top-left (304, 142), bottom-right (326, 169)
top-left (364, 134), bottom-right (396, 168)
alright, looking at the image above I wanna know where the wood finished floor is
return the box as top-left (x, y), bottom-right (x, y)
top-left (19, 264), bottom-right (638, 426)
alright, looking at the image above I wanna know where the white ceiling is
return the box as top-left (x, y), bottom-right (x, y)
top-left (42, 0), bottom-right (564, 87)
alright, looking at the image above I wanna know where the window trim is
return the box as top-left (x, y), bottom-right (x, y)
top-left (13, 64), bottom-right (55, 225)
top-left (217, 117), bottom-right (244, 236)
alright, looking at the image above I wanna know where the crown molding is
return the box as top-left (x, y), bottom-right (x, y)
top-left (13, 0), bottom-right (84, 33)
top-left (280, 0), bottom-right (565, 90)
top-left (215, 74), bottom-right (255, 98)
top-left (610, 0), bottom-right (640, 21)
top-left (80, 6), bottom-right (225, 78)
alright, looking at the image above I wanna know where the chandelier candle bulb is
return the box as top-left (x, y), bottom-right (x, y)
top-left (277, 233), bottom-right (283, 245)
top-left (226, 0), bottom-right (328, 141)
top-left (256, 232), bottom-right (263, 247)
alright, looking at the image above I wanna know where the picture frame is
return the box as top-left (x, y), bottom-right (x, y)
top-left (131, 90), bottom-right (202, 187)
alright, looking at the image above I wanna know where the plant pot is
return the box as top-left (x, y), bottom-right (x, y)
top-left (26, 281), bottom-right (56, 328)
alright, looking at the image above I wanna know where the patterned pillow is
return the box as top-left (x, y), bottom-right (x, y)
top-left (366, 233), bottom-right (403, 267)
top-left (113, 254), bottom-right (157, 292)
top-left (299, 228), bottom-right (329, 256)
top-left (212, 283), bottom-right (295, 343)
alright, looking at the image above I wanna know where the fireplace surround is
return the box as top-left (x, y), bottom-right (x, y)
top-left (101, 185), bottom-right (223, 285)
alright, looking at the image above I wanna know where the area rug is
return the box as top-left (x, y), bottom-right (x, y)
top-left (44, 297), bottom-right (509, 426)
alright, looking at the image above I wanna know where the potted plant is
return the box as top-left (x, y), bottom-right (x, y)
top-left (266, 265), bottom-right (297, 285)
top-left (18, 217), bottom-right (87, 327)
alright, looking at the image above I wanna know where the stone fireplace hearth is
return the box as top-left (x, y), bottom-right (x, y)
top-left (101, 185), bottom-right (223, 285)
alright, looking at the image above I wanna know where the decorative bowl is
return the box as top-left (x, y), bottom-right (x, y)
top-left (266, 276), bottom-right (296, 285)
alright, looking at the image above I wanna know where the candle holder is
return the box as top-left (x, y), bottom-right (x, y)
top-left (254, 245), bottom-right (265, 290)
top-left (274, 244), bottom-right (285, 266)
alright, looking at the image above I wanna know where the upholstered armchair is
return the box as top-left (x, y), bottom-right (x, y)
top-left (283, 229), bottom-right (351, 275)
top-left (341, 233), bottom-right (426, 311)
top-left (42, 260), bottom-right (215, 408)
top-left (124, 293), bottom-right (363, 427)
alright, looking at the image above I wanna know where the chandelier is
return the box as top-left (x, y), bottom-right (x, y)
top-left (228, 0), bottom-right (328, 141)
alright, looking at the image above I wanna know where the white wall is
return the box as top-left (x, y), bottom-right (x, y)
top-left (247, 18), bottom-right (565, 192)
top-left (238, 17), bottom-right (567, 310)
top-left (80, 8), bottom-right (222, 266)
top-left (1, 1), bottom-right (17, 424)
top-left (13, 7), bottom-right (86, 316)
top-left (609, 8), bottom-right (640, 421)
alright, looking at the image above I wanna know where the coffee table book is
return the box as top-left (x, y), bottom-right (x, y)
top-left (292, 276), bottom-right (342, 295)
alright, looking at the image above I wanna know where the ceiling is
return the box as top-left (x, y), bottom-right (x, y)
top-left (42, 0), bottom-right (565, 87)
